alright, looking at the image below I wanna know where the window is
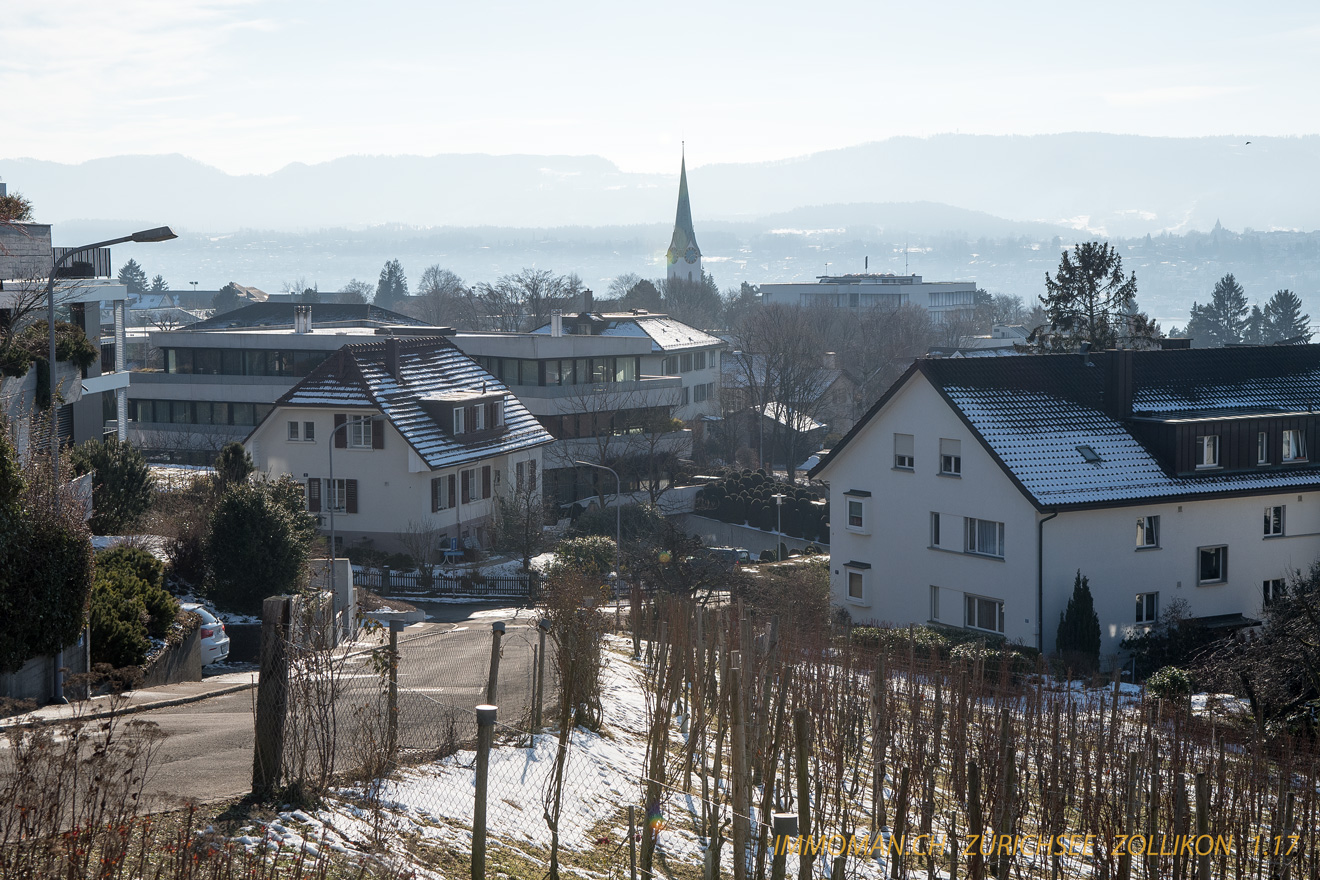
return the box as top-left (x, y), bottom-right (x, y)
top-left (461, 465), bottom-right (493, 503)
top-left (694, 351), bottom-right (706, 370)
top-left (1196, 435), bottom-right (1220, 468)
top-left (1136, 515), bottom-right (1160, 548)
top-left (847, 499), bottom-right (865, 529)
top-left (930, 585), bottom-right (940, 621)
top-left (453, 407), bottom-right (465, 434)
top-left (515, 460), bottom-right (538, 494)
top-left (348, 416), bottom-right (373, 448)
top-left (1284, 429), bottom-right (1307, 462)
top-left (431, 474), bottom-right (456, 511)
top-left (325, 478), bottom-right (358, 514)
top-left (662, 356), bottom-right (679, 376)
top-left (1264, 505), bottom-right (1284, 537)
top-left (930, 512), bottom-right (940, 546)
top-left (681, 387), bottom-right (690, 406)
top-left (965, 594), bottom-right (1004, 633)
top-left (894, 433), bottom-right (914, 470)
top-left (939, 438), bottom-right (961, 475)
top-left (680, 352), bottom-right (693, 372)
top-left (965, 518), bottom-right (1005, 558)
top-left (1264, 578), bottom-right (1286, 606)
top-left (1258, 431), bottom-right (1269, 465)
top-left (1198, 545), bottom-right (1227, 584)
top-left (694, 383), bottom-right (709, 402)
top-left (288, 421), bottom-right (300, 441)
top-left (303, 421), bottom-right (315, 441)
top-left (1135, 592), bottom-right (1158, 624)
top-left (847, 571), bottom-right (864, 601)
top-left (1261, 577), bottom-right (1283, 606)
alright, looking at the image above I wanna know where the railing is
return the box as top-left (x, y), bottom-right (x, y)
top-left (354, 567), bottom-right (538, 601)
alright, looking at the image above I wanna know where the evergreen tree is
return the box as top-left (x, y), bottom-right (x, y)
top-left (1242, 304), bottom-right (1269, 345)
top-left (69, 436), bottom-right (156, 534)
top-left (1040, 241), bottom-right (1138, 350)
top-left (1055, 570), bottom-right (1101, 673)
top-left (212, 283), bottom-right (243, 314)
top-left (117, 259), bottom-right (150, 297)
top-left (1264, 289), bottom-right (1312, 343)
top-left (214, 441), bottom-right (255, 490)
top-left (375, 259), bottom-right (409, 309)
top-left (150, 274), bottom-right (169, 292)
top-left (204, 478), bottom-right (317, 614)
top-left (1185, 273), bottom-right (1249, 347)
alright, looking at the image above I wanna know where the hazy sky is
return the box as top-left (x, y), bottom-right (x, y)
top-left (5, 0), bottom-right (1319, 176)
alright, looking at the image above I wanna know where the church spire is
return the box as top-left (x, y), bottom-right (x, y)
top-left (666, 145), bottom-right (702, 282)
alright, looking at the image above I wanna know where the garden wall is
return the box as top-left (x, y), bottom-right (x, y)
top-left (677, 513), bottom-right (825, 558)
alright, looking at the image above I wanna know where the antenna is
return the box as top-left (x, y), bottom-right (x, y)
top-left (865, 255), bottom-right (868, 272)
top-left (905, 234), bottom-right (909, 275)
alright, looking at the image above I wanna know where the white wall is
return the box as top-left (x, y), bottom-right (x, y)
top-left (248, 406), bottom-right (543, 551)
top-left (1045, 493), bottom-right (1320, 656)
top-left (822, 376), bottom-right (1041, 642)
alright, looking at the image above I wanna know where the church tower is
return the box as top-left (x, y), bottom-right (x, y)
top-left (665, 148), bottom-right (702, 284)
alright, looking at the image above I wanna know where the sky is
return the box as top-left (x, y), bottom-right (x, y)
top-left (3, 1), bottom-right (1320, 176)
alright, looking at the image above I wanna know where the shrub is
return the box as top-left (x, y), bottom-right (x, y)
top-left (95, 547), bottom-right (176, 639)
top-left (69, 437), bottom-right (156, 534)
top-left (572, 502), bottom-right (667, 542)
top-left (852, 624), bottom-right (953, 656)
top-left (1055, 570), bottom-right (1101, 674)
top-left (1146, 665), bottom-right (1194, 700)
top-left (89, 571), bottom-right (151, 668)
top-left (550, 535), bottom-right (617, 578)
top-left (214, 442), bottom-right (254, 489)
top-left (204, 478), bottom-right (318, 614)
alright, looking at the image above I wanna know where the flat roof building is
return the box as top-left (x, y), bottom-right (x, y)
top-left (759, 273), bottom-right (977, 324)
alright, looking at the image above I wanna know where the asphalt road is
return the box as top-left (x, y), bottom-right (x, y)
top-left (136, 606), bottom-right (544, 811)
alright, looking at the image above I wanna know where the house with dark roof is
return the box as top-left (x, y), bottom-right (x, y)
top-left (811, 345), bottom-right (1320, 660)
top-left (245, 336), bottom-right (552, 554)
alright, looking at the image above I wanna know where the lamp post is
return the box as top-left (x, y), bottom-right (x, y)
top-left (575, 460), bottom-right (621, 583)
top-left (43, 227), bottom-right (177, 491)
top-left (41, 227), bottom-right (175, 706)
top-left (771, 492), bottom-right (786, 561)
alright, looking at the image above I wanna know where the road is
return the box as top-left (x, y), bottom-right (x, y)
top-left (135, 605), bottom-right (544, 810)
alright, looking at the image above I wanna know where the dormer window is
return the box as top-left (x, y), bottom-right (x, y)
top-left (453, 406), bottom-right (465, 434)
top-left (1196, 435), bottom-right (1220, 469)
top-left (1283, 429), bottom-right (1307, 462)
top-left (1258, 432), bottom-right (1269, 465)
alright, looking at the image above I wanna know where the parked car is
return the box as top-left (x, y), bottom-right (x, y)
top-left (707, 547), bottom-right (753, 567)
top-left (183, 603), bottom-right (230, 665)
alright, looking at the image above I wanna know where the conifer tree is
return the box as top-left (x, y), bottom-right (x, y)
top-left (1056, 570), bottom-right (1101, 673)
top-left (1264, 289), bottom-right (1312, 343)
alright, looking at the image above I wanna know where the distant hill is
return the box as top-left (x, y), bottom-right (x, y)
top-left (3, 134), bottom-right (1319, 235)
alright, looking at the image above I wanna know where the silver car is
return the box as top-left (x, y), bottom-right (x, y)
top-left (182, 603), bottom-right (230, 665)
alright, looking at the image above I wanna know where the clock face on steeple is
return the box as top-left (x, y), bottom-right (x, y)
top-left (667, 246), bottom-right (679, 265)
top-left (685, 246), bottom-right (698, 264)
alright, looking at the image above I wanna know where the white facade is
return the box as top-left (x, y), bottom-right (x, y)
top-left (248, 407), bottom-right (542, 552)
top-left (760, 274), bottom-right (976, 324)
top-left (820, 371), bottom-right (1320, 659)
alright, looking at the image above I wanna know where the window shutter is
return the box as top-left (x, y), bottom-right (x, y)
top-left (482, 465), bottom-right (491, 499)
top-left (529, 460), bottom-right (537, 491)
top-left (461, 471), bottom-right (471, 504)
top-left (431, 478), bottom-right (440, 513)
top-left (486, 402), bottom-right (496, 428)
top-left (448, 474), bottom-right (456, 508)
top-left (346, 479), bottom-right (358, 514)
top-left (372, 418), bottom-right (384, 449)
top-left (307, 478), bottom-right (321, 512)
top-left (334, 413), bottom-right (347, 448)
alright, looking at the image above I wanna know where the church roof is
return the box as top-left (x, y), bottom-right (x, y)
top-left (668, 154), bottom-right (700, 257)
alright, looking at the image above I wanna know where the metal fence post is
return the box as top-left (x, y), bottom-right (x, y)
top-left (252, 596), bottom-right (292, 799)
top-left (534, 618), bottom-right (551, 731)
top-left (388, 619), bottom-right (402, 756)
top-left (486, 621), bottom-right (505, 705)
top-left (771, 813), bottom-right (798, 880)
top-left (629, 804), bottom-right (638, 880)
top-left (473, 704), bottom-right (497, 880)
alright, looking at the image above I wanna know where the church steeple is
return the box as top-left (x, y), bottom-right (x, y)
top-left (666, 146), bottom-right (702, 283)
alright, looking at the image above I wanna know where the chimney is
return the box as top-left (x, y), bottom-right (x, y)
top-left (823, 351), bottom-right (838, 370)
top-left (550, 310), bottom-right (563, 337)
top-left (294, 304), bottom-right (312, 334)
top-left (582, 288), bottom-right (593, 313)
top-left (0, 181), bottom-right (6, 198)
top-left (1103, 349), bottom-right (1134, 420)
top-left (385, 336), bottom-right (401, 381)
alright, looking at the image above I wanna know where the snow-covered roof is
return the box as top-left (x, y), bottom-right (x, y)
top-left (760, 402), bottom-right (826, 433)
top-left (261, 336), bottom-right (552, 470)
top-left (814, 345), bottom-right (1320, 508)
top-left (531, 313), bottom-right (723, 352)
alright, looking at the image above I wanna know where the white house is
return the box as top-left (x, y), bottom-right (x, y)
top-left (246, 335), bottom-right (552, 554)
top-left (811, 346), bottom-right (1320, 659)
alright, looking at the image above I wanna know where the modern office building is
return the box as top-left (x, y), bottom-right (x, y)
top-left (759, 273), bottom-right (977, 324)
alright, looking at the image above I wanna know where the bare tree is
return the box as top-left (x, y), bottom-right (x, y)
top-left (404, 266), bottom-right (481, 328)
top-left (338, 279), bottom-right (373, 304)
top-left (490, 456), bottom-right (552, 571)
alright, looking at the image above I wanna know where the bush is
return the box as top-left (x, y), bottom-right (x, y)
top-left (204, 478), bottom-right (318, 614)
top-left (95, 547), bottom-right (176, 639)
top-left (214, 442), bottom-right (254, 489)
top-left (851, 624), bottom-right (953, 656)
top-left (89, 571), bottom-right (152, 668)
top-left (550, 535), bottom-right (617, 578)
top-left (1146, 665), bottom-right (1193, 700)
top-left (1055, 570), bottom-right (1101, 674)
top-left (571, 502), bottom-right (667, 542)
top-left (950, 641), bottom-right (1033, 683)
top-left (70, 437), bottom-right (156, 535)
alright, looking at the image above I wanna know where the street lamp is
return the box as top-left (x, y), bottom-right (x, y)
top-left (44, 227), bottom-right (177, 491)
top-left (575, 460), bottom-right (621, 583)
top-left (771, 492), bottom-right (786, 561)
top-left (42, 226), bottom-right (175, 706)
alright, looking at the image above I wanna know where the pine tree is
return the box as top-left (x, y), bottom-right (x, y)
top-left (1056, 570), bottom-right (1101, 674)
top-left (1185, 273), bottom-right (1249, 347)
top-left (1040, 241), bottom-right (1138, 350)
top-left (117, 259), bottom-right (150, 297)
top-left (150, 274), bottom-right (169, 292)
top-left (375, 259), bottom-right (409, 309)
top-left (1264, 289), bottom-right (1312, 343)
top-left (1242, 305), bottom-right (1268, 345)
